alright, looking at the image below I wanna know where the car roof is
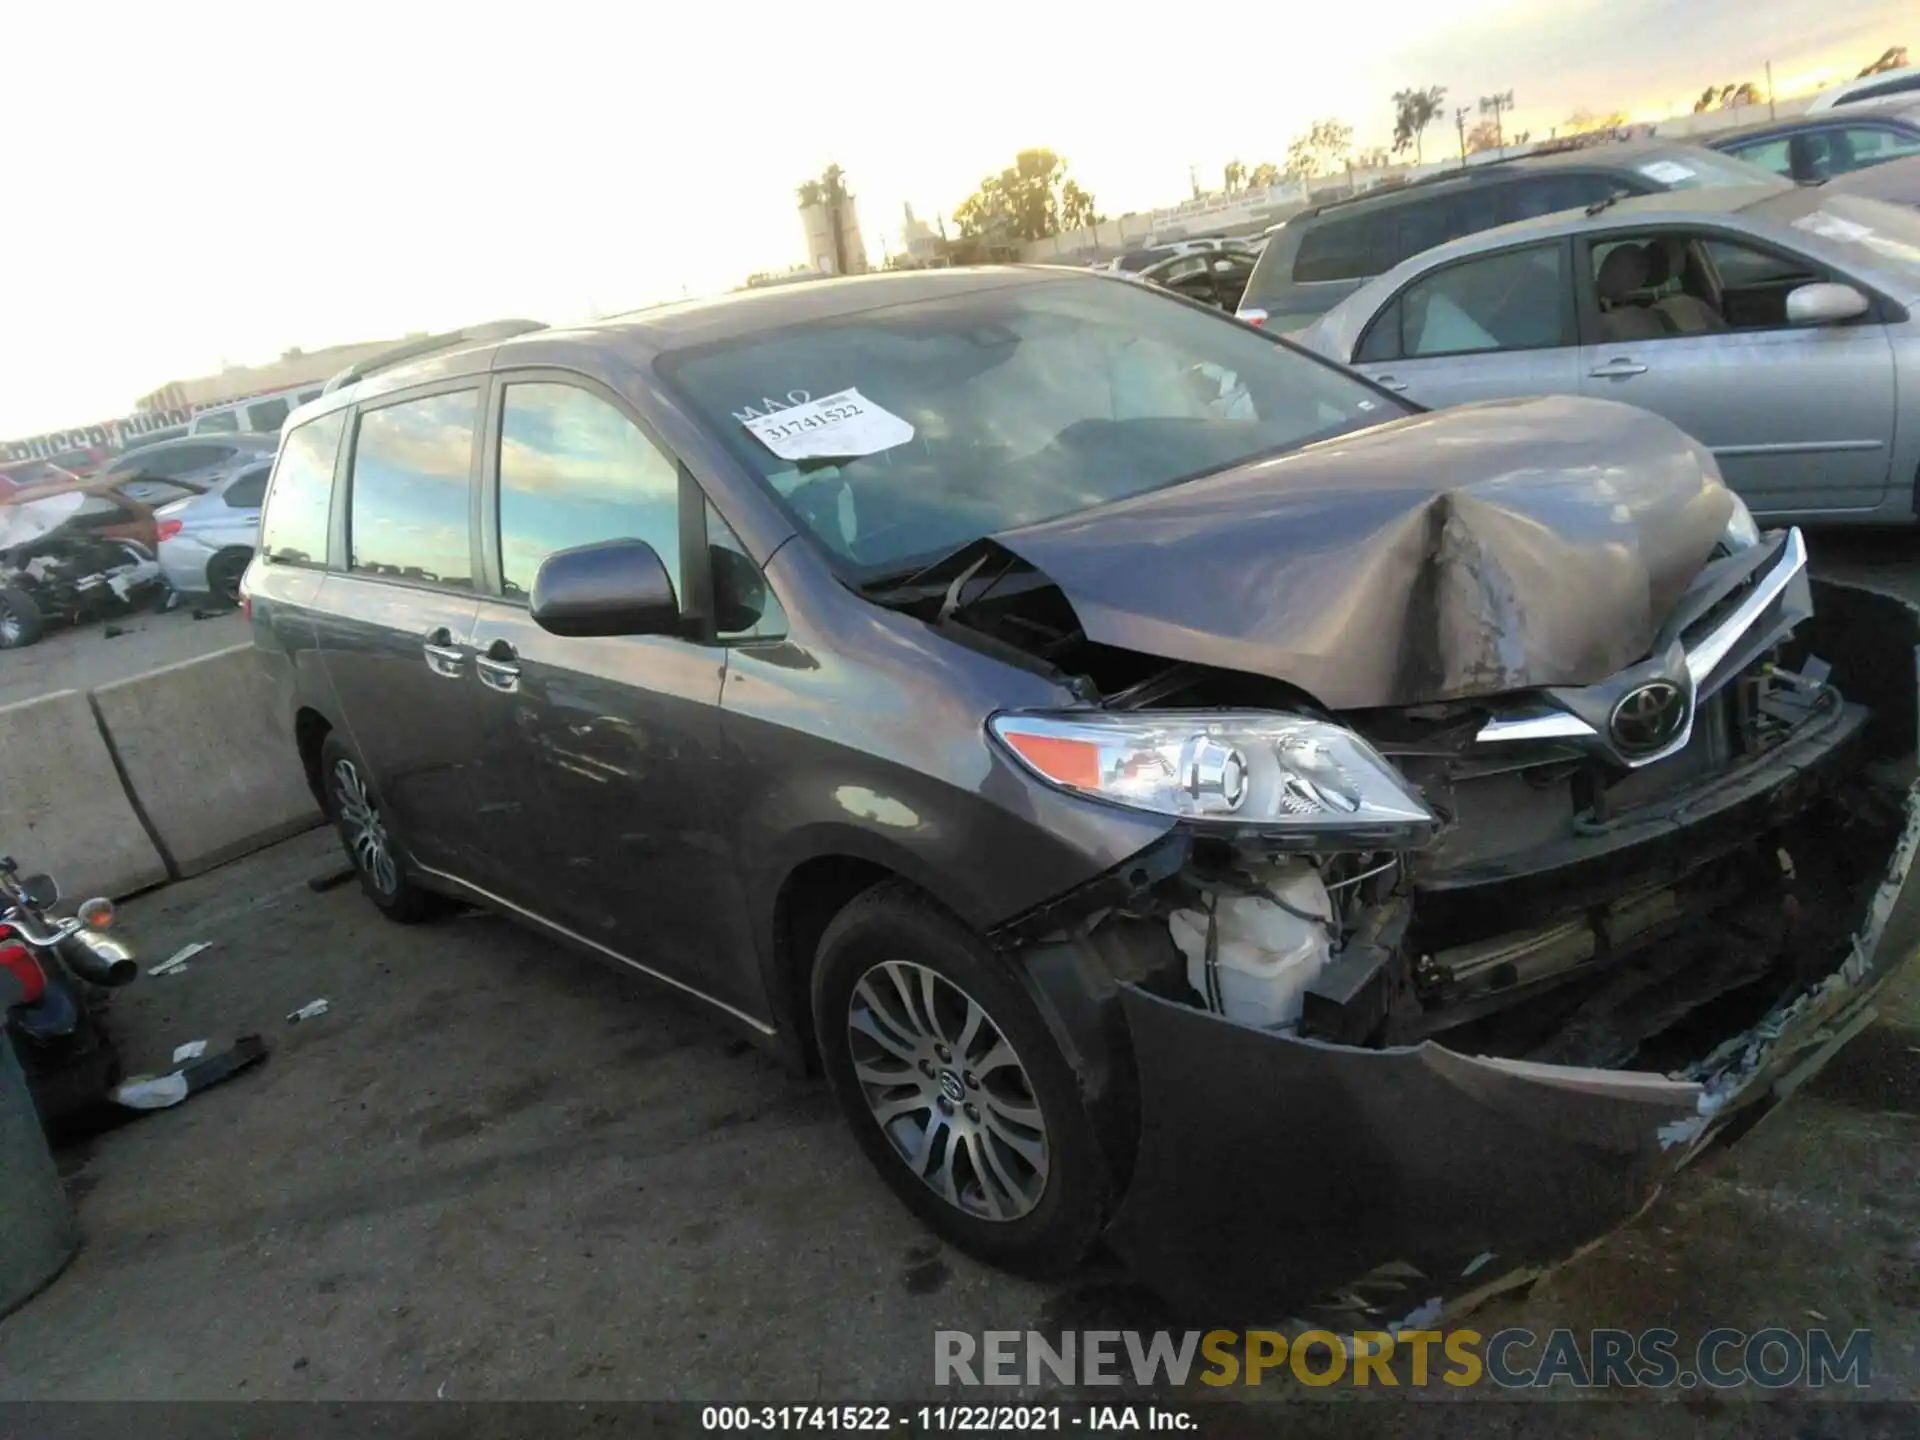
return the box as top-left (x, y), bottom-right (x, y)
top-left (117, 433), bottom-right (276, 459)
top-left (1709, 106), bottom-right (1920, 144)
top-left (305, 268), bottom-right (1088, 414)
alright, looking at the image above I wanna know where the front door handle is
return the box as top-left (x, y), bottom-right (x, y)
top-left (1588, 358), bottom-right (1649, 378)
top-left (1371, 373), bottom-right (1410, 392)
top-left (422, 627), bottom-right (467, 679)
top-left (476, 639), bottom-right (521, 694)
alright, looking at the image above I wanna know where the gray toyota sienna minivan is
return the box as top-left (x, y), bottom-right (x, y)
top-left (247, 267), bottom-right (1920, 1319)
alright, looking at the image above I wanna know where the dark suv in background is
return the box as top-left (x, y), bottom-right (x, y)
top-left (1237, 142), bottom-right (1787, 332)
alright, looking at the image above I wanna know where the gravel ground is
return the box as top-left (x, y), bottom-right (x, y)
top-left (0, 531), bottom-right (1918, 1434)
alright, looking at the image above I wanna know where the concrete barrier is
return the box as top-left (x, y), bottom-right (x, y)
top-left (0, 688), bottom-right (169, 898)
top-left (90, 645), bottom-right (321, 878)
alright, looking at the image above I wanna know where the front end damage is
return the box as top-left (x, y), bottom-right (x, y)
top-left (968, 538), bottom-right (1920, 1322)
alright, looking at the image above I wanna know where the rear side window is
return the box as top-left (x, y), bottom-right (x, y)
top-left (1722, 135), bottom-right (1794, 176)
top-left (195, 410), bottom-right (240, 434)
top-left (495, 381), bottom-right (682, 600)
top-left (1396, 243), bottom-right (1570, 358)
top-left (348, 390), bottom-right (480, 588)
top-left (1292, 213), bottom-right (1389, 283)
top-left (260, 411), bottom-right (346, 566)
top-left (224, 466), bottom-right (270, 508)
top-left (1509, 173), bottom-right (1628, 220)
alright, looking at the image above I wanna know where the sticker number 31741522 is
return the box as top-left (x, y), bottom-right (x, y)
top-left (741, 388), bottom-right (915, 461)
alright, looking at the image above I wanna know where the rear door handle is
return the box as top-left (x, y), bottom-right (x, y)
top-left (1588, 359), bottom-right (1649, 378)
top-left (476, 639), bottom-right (521, 693)
top-left (1371, 374), bottom-right (1410, 392)
top-left (422, 627), bottom-right (467, 679)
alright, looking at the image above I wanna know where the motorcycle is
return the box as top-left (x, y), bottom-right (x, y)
top-left (0, 857), bottom-right (137, 1129)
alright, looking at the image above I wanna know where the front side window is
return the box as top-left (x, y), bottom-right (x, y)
top-left (1399, 243), bottom-right (1570, 357)
top-left (495, 382), bottom-right (682, 600)
top-left (347, 390), bottom-right (479, 588)
top-left (665, 278), bottom-right (1403, 575)
top-left (1723, 136), bottom-right (1794, 177)
top-left (260, 411), bottom-right (345, 566)
top-left (708, 503), bottom-right (786, 641)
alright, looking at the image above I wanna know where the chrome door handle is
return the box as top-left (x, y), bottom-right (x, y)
top-left (476, 641), bottom-right (521, 693)
top-left (1588, 359), bottom-right (1649, 378)
top-left (1372, 374), bottom-right (1410, 392)
top-left (422, 627), bottom-right (467, 678)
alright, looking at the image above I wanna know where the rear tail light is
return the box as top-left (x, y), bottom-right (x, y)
top-left (1237, 308), bottom-right (1269, 327)
top-left (0, 938), bottom-right (45, 1005)
top-left (156, 519), bottom-right (184, 541)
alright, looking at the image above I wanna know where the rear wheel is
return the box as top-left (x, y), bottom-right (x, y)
top-left (205, 548), bottom-right (251, 605)
top-left (812, 881), bottom-right (1108, 1276)
top-left (0, 586), bottom-right (45, 649)
top-left (318, 732), bottom-right (447, 923)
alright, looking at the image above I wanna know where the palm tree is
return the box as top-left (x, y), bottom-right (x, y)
top-left (1392, 86), bottom-right (1447, 165)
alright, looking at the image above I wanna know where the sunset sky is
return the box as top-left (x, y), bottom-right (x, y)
top-left (0, 0), bottom-right (1908, 436)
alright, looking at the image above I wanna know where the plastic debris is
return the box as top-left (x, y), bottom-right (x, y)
top-left (108, 1036), bottom-right (269, 1116)
top-left (149, 942), bottom-right (209, 977)
top-left (1808, 1309), bottom-right (1829, 1321)
top-left (172, 1040), bottom-right (208, 1064)
top-left (1461, 1251), bottom-right (1495, 1278)
top-left (112, 1073), bottom-right (190, 1110)
top-left (287, 999), bottom-right (330, 1024)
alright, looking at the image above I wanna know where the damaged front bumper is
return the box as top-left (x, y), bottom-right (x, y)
top-left (1092, 577), bottom-right (1920, 1323)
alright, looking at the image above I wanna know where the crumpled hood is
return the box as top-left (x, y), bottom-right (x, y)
top-left (992, 395), bottom-right (1735, 711)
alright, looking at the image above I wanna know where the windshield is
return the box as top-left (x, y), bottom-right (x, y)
top-left (665, 278), bottom-right (1404, 574)
top-left (1640, 148), bottom-right (1793, 191)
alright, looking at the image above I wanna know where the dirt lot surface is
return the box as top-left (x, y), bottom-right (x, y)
top-left (3, 533), bottom-right (1920, 1435)
top-left (0, 605), bottom-right (247, 709)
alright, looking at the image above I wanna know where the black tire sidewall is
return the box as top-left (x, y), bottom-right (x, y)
top-left (812, 882), bottom-right (1109, 1276)
top-left (207, 549), bottom-right (250, 603)
top-left (0, 586), bottom-right (45, 649)
top-left (317, 732), bottom-right (439, 923)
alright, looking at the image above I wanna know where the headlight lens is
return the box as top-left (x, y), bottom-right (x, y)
top-left (1722, 493), bottom-right (1761, 553)
top-left (989, 711), bottom-right (1435, 838)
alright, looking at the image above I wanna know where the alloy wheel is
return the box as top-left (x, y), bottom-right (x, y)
top-left (0, 603), bottom-right (21, 647)
top-left (846, 960), bottom-right (1050, 1222)
top-left (332, 757), bottom-right (397, 895)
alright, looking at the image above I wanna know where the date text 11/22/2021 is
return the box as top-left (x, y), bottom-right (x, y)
top-left (700, 1405), bottom-right (1197, 1432)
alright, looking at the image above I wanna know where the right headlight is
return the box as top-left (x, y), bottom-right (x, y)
top-left (990, 710), bottom-right (1436, 845)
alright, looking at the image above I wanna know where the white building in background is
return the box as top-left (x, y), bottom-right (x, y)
top-left (800, 195), bottom-right (869, 275)
top-left (901, 203), bottom-right (942, 263)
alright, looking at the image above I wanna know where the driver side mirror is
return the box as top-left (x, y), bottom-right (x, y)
top-left (1785, 282), bottom-right (1869, 326)
top-left (530, 538), bottom-right (679, 638)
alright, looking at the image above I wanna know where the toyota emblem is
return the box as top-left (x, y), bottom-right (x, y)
top-left (1609, 681), bottom-right (1687, 756)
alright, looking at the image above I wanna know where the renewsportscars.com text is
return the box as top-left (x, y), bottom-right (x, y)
top-left (935, 1327), bottom-right (1872, 1390)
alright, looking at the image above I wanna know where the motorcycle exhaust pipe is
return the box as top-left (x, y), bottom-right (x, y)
top-left (59, 932), bottom-right (138, 987)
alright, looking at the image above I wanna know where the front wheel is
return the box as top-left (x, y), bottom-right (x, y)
top-left (812, 881), bottom-right (1109, 1276)
top-left (318, 732), bottom-right (448, 924)
top-left (0, 585), bottom-right (45, 649)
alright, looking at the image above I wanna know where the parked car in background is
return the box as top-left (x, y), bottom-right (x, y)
top-left (1131, 247), bottom-right (1257, 311)
top-left (154, 461), bottom-right (269, 602)
top-left (187, 383), bottom-right (325, 437)
top-left (93, 434), bottom-right (276, 506)
top-left (1808, 66), bottom-right (1920, 111)
top-left (1831, 153), bottom-right (1920, 208)
top-left (1294, 184), bottom-right (1920, 525)
top-left (245, 272), bottom-right (1916, 1319)
top-left (1706, 105), bottom-right (1920, 183)
top-left (1237, 143), bottom-right (1791, 333)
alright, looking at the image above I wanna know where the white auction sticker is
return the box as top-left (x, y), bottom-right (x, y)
top-left (742, 388), bottom-right (913, 461)
top-left (1637, 160), bottom-right (1696, 185)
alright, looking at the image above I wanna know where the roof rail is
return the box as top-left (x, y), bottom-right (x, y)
top-left (320, 319), bottom-right (548, 395)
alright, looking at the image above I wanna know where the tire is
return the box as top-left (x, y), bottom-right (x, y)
top-left (317, 732), bottom-right (448, 923)
top-left (812, 880), bottom-right (1109, 1276)
top-left (0, 586), bottom-right (45, 649)
top-left (205, 548), bottom-right (252, 605)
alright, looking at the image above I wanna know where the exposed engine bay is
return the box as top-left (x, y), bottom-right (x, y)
top-left (880, 523), bottom-right (1903, 1090)
top-left (0, 492), bottom-right (167, 647)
